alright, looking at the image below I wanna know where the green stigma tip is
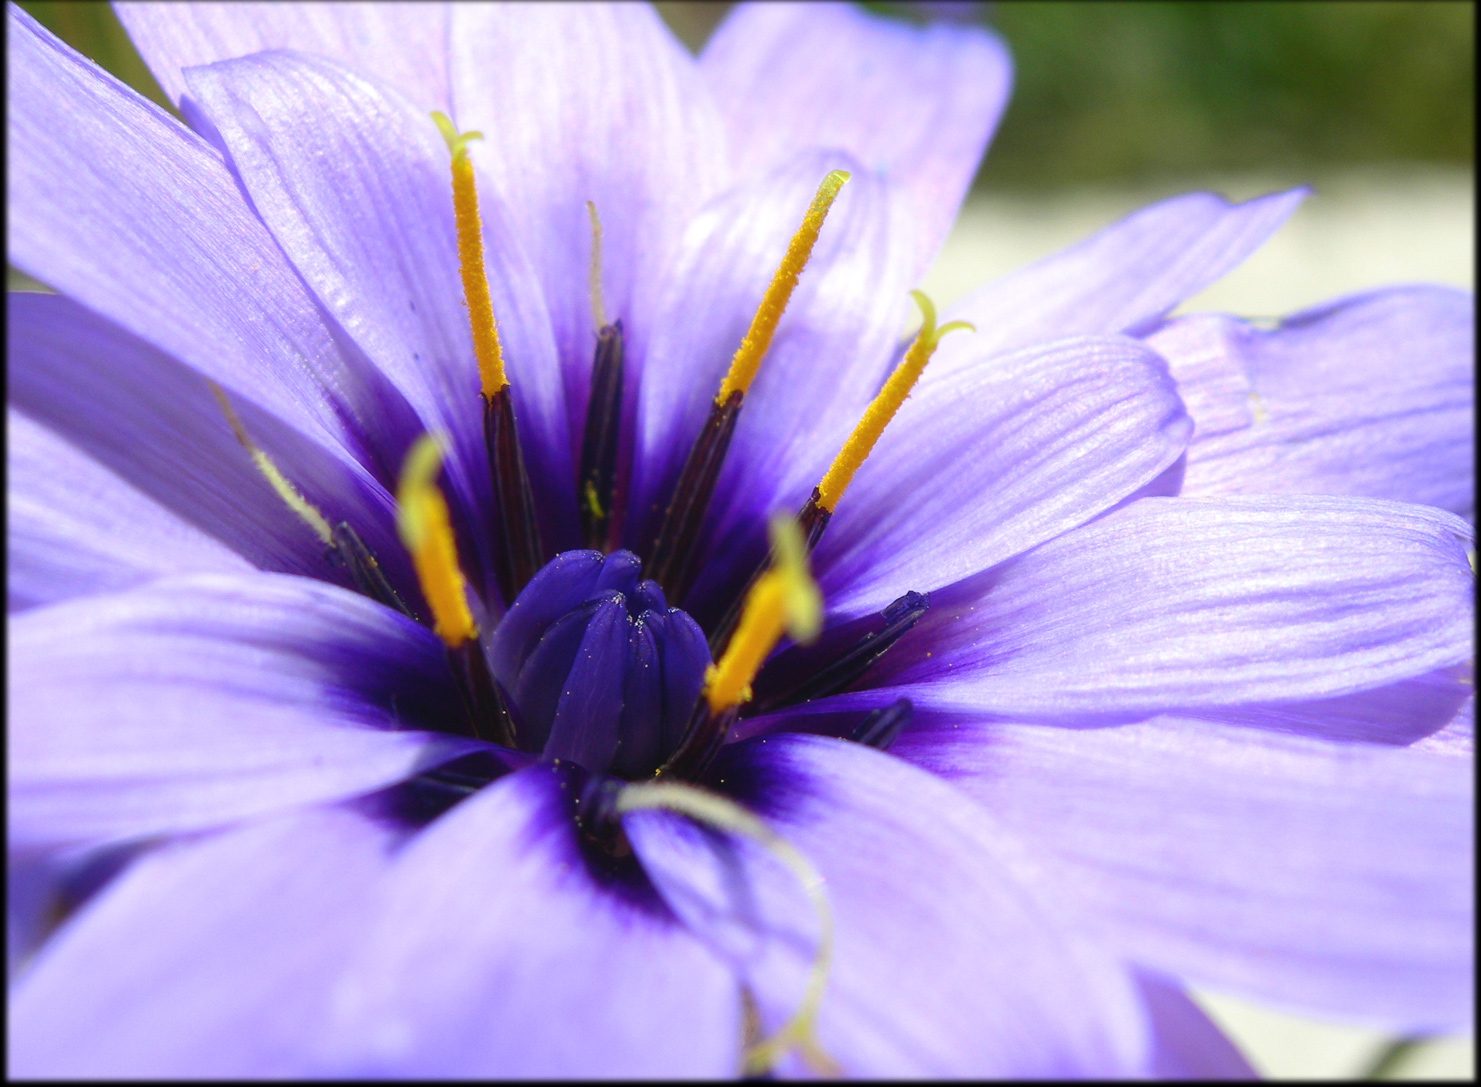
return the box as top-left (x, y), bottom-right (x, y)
top-left (430, 110), bottom-right (483, 163)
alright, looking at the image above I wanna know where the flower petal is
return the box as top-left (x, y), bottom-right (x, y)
top-left (182, 48), bottom-right (572, 589)
top-left (1411, 694), bottom-right (1474, 757)
top-left (874, 496), bottom-right (1474, 716)
top-left (320, 763), bottom-right (740, 1077)
top-left (816, 335), bottom-right (1191, 619)
top-left (626, 734), bottom-right (1147, 1076)
top-left (9, 574), bottom-right (479, 851)
top-left (1149, 286), bottom-right (1475, 518)
top-left (894, 716), bottom-right (1474, 1031)
top-left (7, 408), bottom-right (252, 612)
top-left (115, 1), bottom-right (454, 113)
top-left (700, 1), bottom-right (1011, 275)
top-left (926, 189), bottom-right (1306, 390)
top-left (7, 5), bottom-right (390, 454)
top-left (630, 151), bottom-right (914, 616)
top-left (9, 805), bottom-right (399, 1077)
top-left (1135, 971), bottom-right (1256, 1079)
top-left (9, 294), bottom-right (413, 595)
top-left (450, 3), bottom-right (730, 443)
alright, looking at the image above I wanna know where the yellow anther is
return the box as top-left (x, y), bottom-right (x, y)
top-left (207, 380), bottom-right (333, 546)
top-left (716, 170), bottom-right (851, 404)
top-left (431, 110), bottom-right (506, 397)
top-left (815, 289), bottom-right (974, 512)
top-left (587, 200), bottom-right (607, 331)
top-left (613, 781), bottom-right (839, 1078)
top-left (705, 517), bottom-right (820, 713)
top-left (396, 434), bottom-right (476, 647)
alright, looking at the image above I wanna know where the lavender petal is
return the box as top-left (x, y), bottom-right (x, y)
top-left (626, 734), bottom-right (1148, 1076)
top-left (702, 1), bottom-right (1012, 275)
top-left (1150, 286), bottom-right (1474, 519)
top-left (320, 763), bottom-right (739, 1076)
top-left (10, 574), bottom-right (481, 850)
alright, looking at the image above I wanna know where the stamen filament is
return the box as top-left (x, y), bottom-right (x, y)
top-left (396, 434), bottom-right (476, 647)
top-left (432, 110), bottom-right (506, 396)
top-left (706, 517), bottom-right (820, 713)
top-left (613, 782), bottom-right (839, 1078)
top-left (815, 289), bottom-right (973, 512)
top-left (716, 170), bottom-right (850, 404)
top-left (646, 173), bottom-right (848, 600)
top-left (207, 380), bottom-right (333, 546)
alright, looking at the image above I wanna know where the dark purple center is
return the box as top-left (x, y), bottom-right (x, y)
top-left (487, 549), bottom-right (709, 778)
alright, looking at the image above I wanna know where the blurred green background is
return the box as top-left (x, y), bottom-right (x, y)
top-left (17, 0), bottom-right (1475, 191)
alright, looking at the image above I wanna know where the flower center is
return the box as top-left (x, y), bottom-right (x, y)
top-left (214, 115), bottom-right (970, 781)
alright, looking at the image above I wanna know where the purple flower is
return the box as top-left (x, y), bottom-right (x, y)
top-left (7, 1), bottom-right (1473, 1077)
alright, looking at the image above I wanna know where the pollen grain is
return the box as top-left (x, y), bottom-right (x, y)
top-left (396, 434), bottom-right (476, 647)
top-left (716, 170), bottom-right (850, 404)
top-left (705, 517), bottom-right (820, 713)
top-left (207, 379), bottom-right (333, 546)
top-left (815, 289), bottom-right (974, 512)
top-left (432, 110), bottom-right (506, 397)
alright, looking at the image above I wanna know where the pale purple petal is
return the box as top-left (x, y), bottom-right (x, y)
top-left (631, 151), bottom-right (913, 613)
top-left (626, 735), bottom-right (1148, 1076)
top-left (115, 0), bottom-right (453, 114)
top-left (7, 408), bottom-right (252, 612)
top-left (925, 189), bottom-right (1306, 393)
top-left (1149, 286), bottom-right (1475, 518)
top-left (701, 1), bottom-right (1011, 275)
top-left (9, 294), bottom-right (413, 596)
top-left (1136, 971), bottom-right (1256, 1079)
top-left (816, 335), bottom-right (1191, 619)
top-left (10, 805), bottom-right (399, 1077)
top-left (1182, 666), bottom-right (1473, 747)
top-left (1410, 693), bottom-right (1474, 757)
top-left (874, 496), bottom-right (1473, 716)
top-left (9, 574), bottom-right (480, 850)
top-left (895, 716), bottom-right (1474, 1031)
top-left (320, 763), bottom-right (739, 1077)
top-left (183, 48), bottom-right (573, 588)
top-left (8, 5), bottom-right (393, 455)
top-left (450, 3), bottom-right (730, 445)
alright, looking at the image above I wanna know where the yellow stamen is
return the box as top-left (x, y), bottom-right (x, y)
top-left (396, 434), bottom-right (476, 647)
top-left (705, 517), bottom-right (821, 713)
top-left (207, 380), bottom-right (333, 546)
top-left (432, 110), bottom-right (506, 397)
top-left (815, 290), bottom-right (974, 512)
top-left (613, 781), bottom-right (839, 1078)
top-left (587, 199), bottom-right (607, 331)
top-left (715, 170), bottom-right (851, 404)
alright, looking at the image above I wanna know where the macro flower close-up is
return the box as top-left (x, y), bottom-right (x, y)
top-left (6, 1), bottom-right (1474, 1078)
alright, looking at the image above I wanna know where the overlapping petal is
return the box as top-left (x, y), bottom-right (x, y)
top-left (626, 734), bottom-right (1147, 1077)
top-left (9, 294), bottom-right (412, 595)
top-left (10, 806), bottom-right (399, 1077)
top-left (9, 574), bottom-right (479, 850)
top-left (320, 763), bottom-right (740, 1077)
top-left (926, 189), bottom-right (1307, 390)
top-left (873, 496), bottom-right (1473, 716)
top-left (8, 408), bottom-right (252, 612)
top-left (8, 4), bottom-right (394, 456)
top-left (115, 1), bottom-right (455, 115)
top-left (1149, 286), bottom-right (1475, 518)
top-left (183, 48), bottom-right (572, 592)
top-left (701, 1), bottom-right (1012, 275)
top-left (895, 716), bottom-right (1474, 1031)
top-left (1134, 972), bottom-right (1256, 1079)
top-left (816, 334), bottom-right (1192, 619)
top-left (450, 3), bottom-right (730, 442)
